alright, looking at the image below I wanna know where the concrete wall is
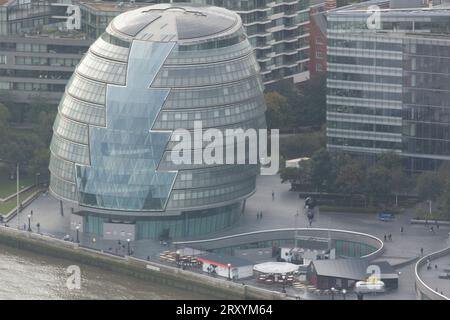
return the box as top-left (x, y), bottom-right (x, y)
top-left (174, 228), bottom-right (384, 261)
top-left (415, 246), bottom-right (450, 300)
top-left (0, 226), bottom-right (287, 300)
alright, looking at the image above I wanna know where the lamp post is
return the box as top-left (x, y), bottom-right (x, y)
top-left (75, 225), bottom-right (80, 243)
top-left (27, 214), bottom-right (32, 232)
top-left (331, 287), bottom-right (335, 300)
top-left (35, 172), bottom-right (41, 187)
top-left (127, 238), bottom-right (131, 256)
top-left (16, 162), bottom-right (19, 230)
top-left (342, 289), bottom-right (347, 300)
top-left (227, 263), bottom-right (231, 281)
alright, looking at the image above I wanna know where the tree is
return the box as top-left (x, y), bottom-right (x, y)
top-left (279, 129), bottom-right (325, 160)
top-left (297, 74), bottom-right (326, 127)
top-left (279, 160), bottom-right (313, 190)
top-left (310, 149), bottom-right (334, 192)
top-left (376, 152), bottom-right (402, 170)
top-left (416, 171), bottom-right (444, 201)
top-left (335, 158), bottom-right (365, 196)
top-left (0, 103), bottom-right (10, 138)
top-left (265, 91), bottom-right (289, 129)
top-left (365, 165), bottom-right (392, 207)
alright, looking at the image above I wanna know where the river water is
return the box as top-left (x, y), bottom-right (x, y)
top-left (0, 244), bottom-right (209, 300)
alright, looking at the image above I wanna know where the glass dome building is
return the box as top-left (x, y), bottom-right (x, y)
top-left (49, 4), bottom-right (267, 240)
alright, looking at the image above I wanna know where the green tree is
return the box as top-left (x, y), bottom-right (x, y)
top-left (416, 171), bottom-right (444, 201)
top-left (376, 152), bottom-right (402, 170)
top-left (335, 157), bottom-right (365, 197)
top-left (296, 74), bottom-right (326, 127)
top-left (0, 103), bottom-right (10, 138)
top-left (279, 129), bottom-right (325, 159)
top-left (265, 91), bottom-right (289, 129)
top-left (365, 165), bottom-right (392, 207)
top-left (310, 148), bottom-right (334, 192)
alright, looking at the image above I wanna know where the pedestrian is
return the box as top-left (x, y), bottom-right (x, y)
top-left (23, 223), bottom-right (26, 230)
top-left (384, 234), bottom-right (387, 241)
top-left (430, 226), bottom-right (435, 234)
top-left (30, 210), bottom-right (33, 216)
top-left (435, 264), bottom-right (438, 270)
top-left (388, 234), bottom-right (392, 241)
top-left (272, 190), bottom-right (275, 201)
top-left (421, 247), bottom-right (424, 256)
top-left (260, 211), bottom-right (263, 219)
top-left (400, 226), bottom-right (404, 233)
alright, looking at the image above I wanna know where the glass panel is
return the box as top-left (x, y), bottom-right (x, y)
top-left (77, 41), bottom-right (177, 211)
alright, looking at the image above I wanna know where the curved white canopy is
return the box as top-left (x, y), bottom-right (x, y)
top-left (253, 262), bottom-right (299, 275)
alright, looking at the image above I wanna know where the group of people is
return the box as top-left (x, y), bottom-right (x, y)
top-left (383, 234), bottom-right (393, 241)
top-left (257, 211), bottom-right (264, 220)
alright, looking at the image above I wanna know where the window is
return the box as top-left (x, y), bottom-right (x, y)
top-left (316, 63), bottom-right (323, 72)
top-left (0, 55), bottom-right (6, 64)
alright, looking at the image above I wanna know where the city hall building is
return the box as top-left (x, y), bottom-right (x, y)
top-left (49, 4), bottom-right (267, 240)
top-left (326, 0), bottom-right (450, 171)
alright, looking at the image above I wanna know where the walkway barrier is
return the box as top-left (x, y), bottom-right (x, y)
top-left (173, 228), bottom-right (384, 261)
top-left (415, 246), bottom-right (450, 300)
top-left (0, 225), bottom-right (287, 300)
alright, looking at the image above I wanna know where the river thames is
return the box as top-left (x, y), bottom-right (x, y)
top-left (0, 244), bottom-right (208, 300)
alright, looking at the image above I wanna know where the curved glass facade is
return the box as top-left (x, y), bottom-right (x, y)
top-left (49, 4), bottom-right (266, 239)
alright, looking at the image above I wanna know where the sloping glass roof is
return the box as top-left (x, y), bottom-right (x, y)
top-left (111, 4), bottom-right (238, 41)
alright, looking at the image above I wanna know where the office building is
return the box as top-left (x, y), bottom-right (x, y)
top-left (49, 4), bottom-right (267, 239)
top-left (327, 0), bottom-right (450, 171)
top-left (181, 0), bottom-right (311, 84)
top-left (0, 0), bottom-right (145, 105)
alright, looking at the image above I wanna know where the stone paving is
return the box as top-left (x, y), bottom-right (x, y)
top-left (6, 174), bottom-right (450, 299)
top-left (417, 254), bottom-right (450, 298)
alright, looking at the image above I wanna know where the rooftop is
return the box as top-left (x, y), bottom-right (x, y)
top-left (331, 0), bottom-right (450, 16)
top-left (110, 3), bottom-right (240, 42)
top-left (197, 253), bottom-right (253, 268)
top-left (79, 0), bottom-right (149, 13)
top-left (311, 259), bottom-right (398, 280)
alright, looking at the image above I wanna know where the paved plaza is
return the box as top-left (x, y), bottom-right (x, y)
top-left (417, 254), bottom-right (450, 298)
top-left (6, 174), bottom-right (450, 300)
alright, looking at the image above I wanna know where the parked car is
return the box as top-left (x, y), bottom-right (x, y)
top-left (378, 212), bottom-right (395, 222)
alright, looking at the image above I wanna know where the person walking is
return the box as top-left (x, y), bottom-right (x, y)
top-left (388, 234), bottom-right (392, 241)
top-left (260, 211), bottom-right (263, 219)
top-left (400, 226), bottom-right (404, 234)
top-left (421, 247), bottom-right (424, 256)
top-left (272, 190), bottom-right (275, 201)
top-left (384, 234), bottom-right (387, 241)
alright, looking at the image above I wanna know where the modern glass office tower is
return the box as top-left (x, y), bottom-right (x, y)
top-left (182, 0), bottom-right (311, 84)
top-left (49, 4), bottom-right (267, 240)
top-left (327, 0), bottom-right (450, 171)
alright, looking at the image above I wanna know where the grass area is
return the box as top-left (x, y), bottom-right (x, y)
top-left (320, 205), bottom-right (402, 215)
top-left (0, 167), bottom-right (35, 199)
top-left (0, 187), bottom-right (37, 215)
